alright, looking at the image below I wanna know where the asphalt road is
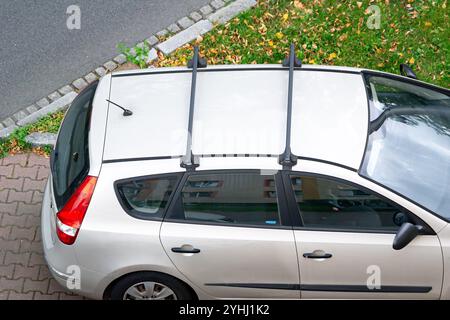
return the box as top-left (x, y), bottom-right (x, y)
top-left (0, 0), bottom-right (210, 121)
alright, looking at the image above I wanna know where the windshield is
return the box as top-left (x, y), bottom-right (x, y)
top-left (360, 75), bottom-right (450, 220)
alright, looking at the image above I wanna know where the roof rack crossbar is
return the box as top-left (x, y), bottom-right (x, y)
top-left (279, 43), bottom-right (301, 170)
top-left (180, 46), bottom-right (206, 171)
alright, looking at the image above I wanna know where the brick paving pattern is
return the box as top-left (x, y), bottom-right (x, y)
top-left (0, 153), bottom-right (84, 300)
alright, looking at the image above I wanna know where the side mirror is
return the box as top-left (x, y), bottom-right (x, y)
top-left (400, 63), bottom-right (417, 79)
top-left (393, 222), bottom-right (423, 250)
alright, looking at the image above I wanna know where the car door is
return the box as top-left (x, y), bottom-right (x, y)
top-left (159, 170), bottom-right (300, 299)
top-left (283, 172), bottom-right (443, 299)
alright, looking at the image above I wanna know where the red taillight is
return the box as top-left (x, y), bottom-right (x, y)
top-left (56, 176), bottom-right (97, 245)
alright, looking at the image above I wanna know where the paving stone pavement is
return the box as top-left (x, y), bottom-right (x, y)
top-left (0, 153), bottom-right (84, 300)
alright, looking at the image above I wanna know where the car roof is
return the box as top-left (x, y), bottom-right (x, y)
top-left (91, 64), bottom-right (369, 173)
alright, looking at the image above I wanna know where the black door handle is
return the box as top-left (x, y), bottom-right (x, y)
top-left (171, 247), bottom-right (201, 254)
top-left (303, 252), bottom-right (332, 259)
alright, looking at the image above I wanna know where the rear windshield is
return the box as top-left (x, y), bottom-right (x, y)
top-left (52, 82), bottom-right (98, 209)
top-left (360, 75), bottom-right (450, 220)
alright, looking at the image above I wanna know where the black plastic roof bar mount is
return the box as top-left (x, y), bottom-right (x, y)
top-left (180, 46), bottom-right (207, 171)
top-left (279, 43), bottom-right (301, 170)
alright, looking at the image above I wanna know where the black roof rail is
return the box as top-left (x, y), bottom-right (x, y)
top-left (279, 43), bottom-right (301, 170)
top-left (180, 46), bottom-right (207, 171)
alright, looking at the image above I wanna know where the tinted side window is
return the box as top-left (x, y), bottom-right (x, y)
top-left (52, 82), bottom-right (97, 208)
top-left (290, 175), bottom-right (406, 231)
top-left (116, 175), bottom-right (180, 219)
top-left (168, 172), bottom-right (281, 226)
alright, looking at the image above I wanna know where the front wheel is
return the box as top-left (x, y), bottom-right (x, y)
top-left (109, 272), bottom-right (194, 300)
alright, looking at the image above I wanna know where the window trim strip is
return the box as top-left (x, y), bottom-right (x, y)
top-left (204, 283), bottom-right (432, 293)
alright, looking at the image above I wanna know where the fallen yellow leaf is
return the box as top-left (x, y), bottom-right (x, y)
top-left (409, 57), bottom-right (415, 64)
top-left (275, 32), bottom-right (284, 39)
top-left (282, 13), bottom-right (289, 22)
top-left (328, 52), bottom-right (337, 60)
top-left (424, 21), bottom-right (432, 27)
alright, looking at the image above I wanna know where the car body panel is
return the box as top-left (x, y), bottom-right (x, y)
top-left (104, 72), bottom-right (192, 160)
top-left (289, 159), bottom-right (446, 299)
top-left (197, 157), bottom-right (281, 171)
top-left (72, 159), bottom-right (192, 299)
top-left (291, 71), bottom-right (368, 169)
top-left (192, 70), bottom-right (287, 155)
top-left (437, 224), bottom-right (450, 300)
top-left (41, 177), bottom-right (80, 287)
top-left (102, 66), bottom-right (368, 170)
top-left (295, 230), bottom-right (442, 299)
top-left (160, 222), bottom-right (300, 299)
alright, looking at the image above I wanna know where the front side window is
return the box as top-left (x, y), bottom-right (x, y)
top-left (116, 174), bottom-right (181, 219)
top-left (52, 82), bottom-right (98, 209)
top-left (290, 175), bottom-right (406, 231)
top-left (167, 172), bottom-right (282, 226)
top-left (360, 75), bottom-right (450, 220)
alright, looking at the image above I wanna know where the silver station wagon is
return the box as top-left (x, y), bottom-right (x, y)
top-left (42, 46), bottom-right (450, 300)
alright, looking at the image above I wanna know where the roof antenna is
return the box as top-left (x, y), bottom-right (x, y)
top-left (279, 43), bottom-right (301, 170)
top-left (106, 99), bottom-right (133, 116)
top-left (180, 46), bottom-right (207, 171)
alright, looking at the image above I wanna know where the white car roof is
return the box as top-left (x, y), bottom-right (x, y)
top-left (94, 64), bottom-right (368, 172)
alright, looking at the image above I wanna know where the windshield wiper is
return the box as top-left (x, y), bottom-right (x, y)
top-left (369, 105), bottom-right (446, 134)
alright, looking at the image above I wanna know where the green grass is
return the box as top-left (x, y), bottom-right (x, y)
top-left (156, 0), bottom-right (449, 87)
top-left (1, 0), bottom-right (448, 159)
top-left (0, 111), bottom-right (64, 158)
top-left (117, 40), bottom-right (153, 69)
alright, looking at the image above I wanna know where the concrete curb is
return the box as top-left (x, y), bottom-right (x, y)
top-left (209, 0), bottom-right (256, 24)
top-left (1, 0), bottom-right (257, 139)
top-left (17, 92), bottom-right (77, 127)
top-left (24, 132), bottom-right (57, 147)
top-left (157, 20), bottom-right (213, 55)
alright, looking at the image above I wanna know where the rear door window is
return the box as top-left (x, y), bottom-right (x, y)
top-left (52, 82), bottom-right (98, 209)
top-left (166, 171), bottom-right (283, 227)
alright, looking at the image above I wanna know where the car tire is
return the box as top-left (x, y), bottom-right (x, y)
top-left (109, 272), bottom-right (194, 300)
